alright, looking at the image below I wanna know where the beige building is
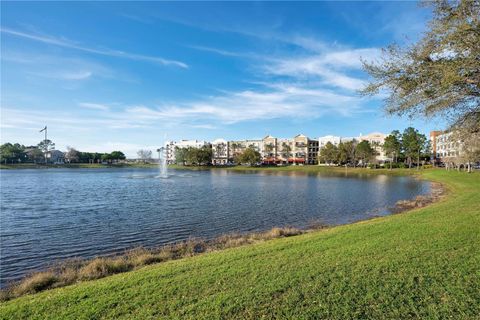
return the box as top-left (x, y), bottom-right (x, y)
top-left (211, 139), bottom-right (229, 165)
top-left (261, 134), bottom-right (318, 165)
top-left (358, 132), bottom-right (389, 162)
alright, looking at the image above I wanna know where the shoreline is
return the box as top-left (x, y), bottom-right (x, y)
top-left (0, 167), bottom-right (445, 301)
top-left (2, 170), bottom-right (478, 318)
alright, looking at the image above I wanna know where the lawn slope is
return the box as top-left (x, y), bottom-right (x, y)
top-left (1, 170), bottom-right (479, 319)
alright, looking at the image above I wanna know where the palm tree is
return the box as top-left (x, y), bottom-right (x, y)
top-left (282, 142), bottom-right (292, 165)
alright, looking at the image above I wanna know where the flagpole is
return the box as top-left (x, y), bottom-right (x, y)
top-left (45, 126), bottom-right (47, 164)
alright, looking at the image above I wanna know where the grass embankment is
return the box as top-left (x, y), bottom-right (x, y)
top-left (1, 169), bottom-right (479, 319)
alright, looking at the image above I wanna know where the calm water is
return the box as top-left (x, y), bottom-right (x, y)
top-left (0, 168), bottom-right (430, 286)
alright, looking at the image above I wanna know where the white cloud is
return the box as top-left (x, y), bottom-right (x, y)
top-left (78, 102), bottom-right (110, 111)
top-left (1, 27), bottom-right (188, 69)
top-left (264, 48), bottom-right (380, 91)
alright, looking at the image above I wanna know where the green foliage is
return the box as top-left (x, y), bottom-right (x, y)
top-left (318, 142), bottom-right (338, 164)
top-left (362, 0), bottom-right (480, 138)
top-left (356, 140), bottom-right (375, 166)
top-left (0, 143), bottom-right (27, 163)
top-left (401, 127), bottom-right (429, 168)
top-left (175, 146), bottom-right (212, 165)
top-left (1, 170), bottom-right (478, 319)
top-left (236, 147), bottom-right (261, 165)
top-left (37, 139), bottom-right (55, 153)
top-left (383, 131), bottom-right (402, 162)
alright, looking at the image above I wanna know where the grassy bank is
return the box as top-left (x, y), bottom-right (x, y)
top-left (1, 169), bottom-right (479, 319)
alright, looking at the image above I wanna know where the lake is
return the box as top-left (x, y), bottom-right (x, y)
top-left (0, 168), bottom-right (430, 286)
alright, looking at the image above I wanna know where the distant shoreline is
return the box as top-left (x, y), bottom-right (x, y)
top-left (0, 163), bottom-right (159, 170)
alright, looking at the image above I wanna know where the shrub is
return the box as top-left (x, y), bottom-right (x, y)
top-left (14, 272), bottom-right (58, 296)
top-left (78, 258), bottom-right (132, 280)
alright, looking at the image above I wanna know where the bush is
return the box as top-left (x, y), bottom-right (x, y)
top-left (14, 272), bottom-right (58, 296)
top-left (78, 258), bottom-right (132, 280)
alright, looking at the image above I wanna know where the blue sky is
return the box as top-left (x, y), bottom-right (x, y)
top-left (1, 1), bottom-right (445, 157)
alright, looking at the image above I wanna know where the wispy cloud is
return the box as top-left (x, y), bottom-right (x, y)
top-left (1, 27), bottom-right (188, 69)
top-left (264, 48), bottom-right (380, 91)
top-left (78, 102), bottom-right (110, 111)
top-left (123, 84), bottom-right (371, 125)
top-left (187, 45), bottom-right (260, 59)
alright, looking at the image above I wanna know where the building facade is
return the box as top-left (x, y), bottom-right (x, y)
top-left (211, 139), bottom-right (229, 165)
top-left (358, 132), bottom-right (389, 162)
top-left (430, 131), bottom-right (461, 162)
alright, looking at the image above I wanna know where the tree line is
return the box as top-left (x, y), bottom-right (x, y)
top-left (0, 141), bottom-right (126, 164)
top-left (318, 127), bottom-right (431, 169)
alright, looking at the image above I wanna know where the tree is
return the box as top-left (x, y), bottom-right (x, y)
top-left (356, 141), bottom-right (375, 167)
top-left (109, 151), bottom-right (126, 161)
top-left (340, 140), bottom-right (358, 167)
top-left (383, 131), bottom-right (402, 169)
top-left (401, 127), bottom-right (428, 169)
top-left (37, 139), bottom-right (55, 152)
top-left (282, 142), bottom-right (292, 164)
top-left (0, 143), bottom-right (26, 164)
top-left (37, 139), bottom-right (55, 163)
top-left (65, 147), bottom-right (80, 163)
top-left (362, 0), bottom-right (480, 150)
top-left (174, 147), bottom-right (188, 165)
top-left (26, 148), bottom-right (44, 163)
top-left (236, 147), bottom-right (261, 166)
top-left (137, 149), bottom-right (152, 163)
top-left (319, 142), bottom-right (338, 165)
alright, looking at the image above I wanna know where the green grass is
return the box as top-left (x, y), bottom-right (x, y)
top-left (1, 169), bottom-right (479, 319)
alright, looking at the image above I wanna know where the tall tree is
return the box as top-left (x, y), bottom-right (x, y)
top-left (236, 147), bottom-right (261, 166)
top-left (362, 0), bottom-right (480, 146)
top-left (401, 127), bottom-right (428, 169)
top-left (282, 142), bottom-right (292, 164)
top-left (383, 130), bottom-right (402, 169)
top-left (356, 141), bottom-right (375, 167)
top-left (65, 147), bottom-right (80, 163)
top-left (319, 142), bottom-right (338, 165)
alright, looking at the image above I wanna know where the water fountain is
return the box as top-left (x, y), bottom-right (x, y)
top-left (157, 147), bottom-right (168, 178)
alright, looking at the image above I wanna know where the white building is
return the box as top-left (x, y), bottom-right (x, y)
top-left (164, 140), bottom-right (210, 164)
top-left (318, 135), bottom-right (342, 148)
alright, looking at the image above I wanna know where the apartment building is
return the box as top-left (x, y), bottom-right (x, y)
top-left (228, 139), bottom-right (263, 162)
top-left (211, 139), bottom-right (229, 165)
top-left (430, 131), bottom-right (461, 162)
top-left (261, 134), bottom-right (318, 165)
top-left (358, 132), bottom-right (389, 162)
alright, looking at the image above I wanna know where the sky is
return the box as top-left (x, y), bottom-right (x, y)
top-left (1, 1), bottom-right (446, 157)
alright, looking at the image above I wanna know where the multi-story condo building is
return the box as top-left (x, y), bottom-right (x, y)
top-left (358, 132), bottom-right (389, 162)
top-left (430, 131), bottom-right (461, 162)
top-left (318, 135), bottom-right (342, 148)
top-left (261, 134), bottom-right (318, 165)
top-left (211, 139), bottom-right (229, 165)
top-left (164, 139), bottom-right (210, 164)
top-left (228, 139), bottom-right (263, 162)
